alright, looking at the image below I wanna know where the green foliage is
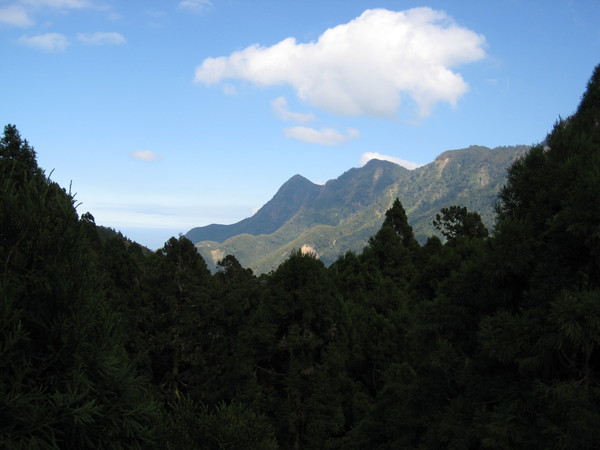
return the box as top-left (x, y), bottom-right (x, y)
top-left (0, 127), bottom-right (157, 448)
top-left (363, 198), bottom-right (418, 285)
top-left (471, 64), bottom-right (600, 448)
top-left (383, 198), bottom-right (416, 245)
top-left (157, 397), bottom-right (278, 449)
top-left (433, 205), bottom-right (489, 241)
top-left (0, 124), bottom-right (39, 175)
top-left (250, 250), bottom-right (349, 448)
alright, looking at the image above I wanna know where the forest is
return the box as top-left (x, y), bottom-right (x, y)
top-left (1, 64), bottom-right (599, 449)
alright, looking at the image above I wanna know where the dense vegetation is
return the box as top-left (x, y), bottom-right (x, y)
top-left (1, 64), bottom-right (599, 448)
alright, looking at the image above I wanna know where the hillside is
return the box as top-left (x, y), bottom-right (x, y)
top-left (187, 145), bottom-right (529, 273)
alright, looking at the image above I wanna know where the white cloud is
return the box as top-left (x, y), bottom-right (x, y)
top-left (272, 96), bottom-right (315, 123)
top-left (18, 32), bottom-right (69, 52)
top-left (360, 152), bottom-right (422, 170)
top-left (0, 5), bottom-right (33, 27)
top-left (77, 32), bottom-right (126, 45)
top-left (130, 150), bottom-right (162, 162)
top-left (2, 0), bottom-right (97, 28)
top-left (20, 0), bottom-right (90, 8)
top-left (178, 0), bottom-right (212, 14)
top-left (284, 126), bottom-right (360, 146)
top-left (195, 8), bottom-right (485, 118)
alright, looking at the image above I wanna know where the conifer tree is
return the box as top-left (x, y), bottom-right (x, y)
top-left (251, 250), bottom-right (349, 448)
top-left (0, 125), bottom-right (157, 448)
top-left (474, 64), bottom-right (600, 448)
top-left (0, 124), bottom-right (38, 175)
top-left (433, 205), bottom-right (489, 241)
top-left (363, 198), bottom-right (417, 285)
top-left (134, 236), bottom-right (212, 402)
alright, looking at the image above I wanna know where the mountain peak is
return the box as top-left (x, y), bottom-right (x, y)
top-left (364, 157), bottom-right (398, 166)
top-left (279, 174), bottom-right (317, 191)
top-left (184, 172), bottom-right (321, 244)
top-left (287, 173), bottom-right (313, 183)
top-left (362, 157), bottom-right (411, 171)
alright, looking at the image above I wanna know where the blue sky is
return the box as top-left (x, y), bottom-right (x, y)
top-left (1, 0), bottom-right (599, 249)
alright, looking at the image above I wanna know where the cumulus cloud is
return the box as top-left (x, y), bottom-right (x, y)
top-left (272, 97), bottom-right (315, 123)
top-left (0, 5), bottom-right (33, 27)
top-left (284, 126), bottom-right (360, 146)
top-left (130, 150), bottom-right (162, 162)
top-left (178, 0), bottom-right (212, 14)
top-left (18, 32), bottom-right (69, 52)
top-left (77, 32), bottom-right (126, 45)
top-left (195, 8), bottom-right (485, 118)
top-left (360, 152), bottom-right (422, 170)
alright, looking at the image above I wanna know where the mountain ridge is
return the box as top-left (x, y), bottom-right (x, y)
top-left (185, 172), bottom-right (321, 244)
top-left (186, 145), bottom-right (529, 273)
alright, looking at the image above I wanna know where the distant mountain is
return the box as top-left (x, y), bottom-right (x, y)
top-left (186, 145), bottom-right (529, 273)
top-left (186, 174), bottom-right (321, 243)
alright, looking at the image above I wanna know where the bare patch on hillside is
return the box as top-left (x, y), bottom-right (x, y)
top-left (300, 244), bottom-right (318, 257)
top-left (210, 249), bottom-right (224, 262)
top-left (436, 157), bottom-right (451, 174)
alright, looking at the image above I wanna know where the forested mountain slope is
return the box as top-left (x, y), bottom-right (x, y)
top-left (188, 145), bottom-right (528, 273)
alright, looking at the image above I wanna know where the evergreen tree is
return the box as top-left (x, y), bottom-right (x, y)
top-left (472, 64), bottom-right (600, 448)
top-left (157, 396), bottom-right (278, 449)
top-left (376, 197), bottom-right (418, 249)
top-left (362, 198), bottom-right (418, 285)
top-left (134, 236), bottom-right (212, 403)
top-left (206, 255), bottom-right (262, 403)
top-left (251, 250), bottom-right (349, 449)
top-left (0, 126), bottom-right (157, 448)
top-left (433, 205), bottom-right (489, 241)
top-left (0, 124), bottom-right (38, 175)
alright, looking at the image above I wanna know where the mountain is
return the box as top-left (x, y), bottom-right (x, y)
top-left (186, 145), bottom-right (529, 273)
top-left (186, 174), bottom-right (321, 243)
